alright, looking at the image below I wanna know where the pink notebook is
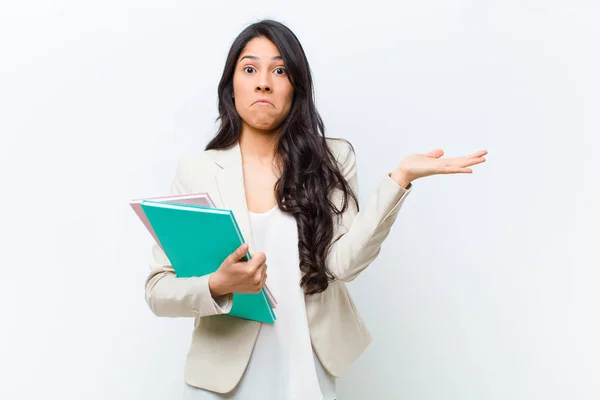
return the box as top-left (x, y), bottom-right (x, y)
top-left (130, 192), bottom-right (277, 308)
top-left (130, 192), bottom-right (216, 247)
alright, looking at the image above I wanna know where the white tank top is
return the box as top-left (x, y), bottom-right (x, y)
top-left (183, 206), bottom-right (336, 400)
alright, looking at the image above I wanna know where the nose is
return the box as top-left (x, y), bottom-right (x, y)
top-left (256, 70), bottom-right (272, 93)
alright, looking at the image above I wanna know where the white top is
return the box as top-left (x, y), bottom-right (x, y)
top-left (183, 206), bottom-right (336, 400)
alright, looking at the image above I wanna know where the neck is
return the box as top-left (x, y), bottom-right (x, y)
top-left (239, 123), bottom-right (280, 165)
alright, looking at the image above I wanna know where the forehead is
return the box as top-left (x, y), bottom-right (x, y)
top-left (238, 37), bottom-right (282, 62)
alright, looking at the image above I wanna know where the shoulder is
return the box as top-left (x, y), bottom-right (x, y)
top-left (172, 149), bottom-right (219, 184)
top-left (176, 151), bottom-right (212, 170)
top-left (175, 139), bottom-right (356, 174)
top-left (325, 137), bottom-right (356, 170)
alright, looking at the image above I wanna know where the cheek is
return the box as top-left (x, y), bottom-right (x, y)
top-left (282, 91), bottom-right (294, 113)
top-left (232, 74), bottom-right (248, 97)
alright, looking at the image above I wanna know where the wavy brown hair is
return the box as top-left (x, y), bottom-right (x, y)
top-left (206, 20), bottom-right (359, 295)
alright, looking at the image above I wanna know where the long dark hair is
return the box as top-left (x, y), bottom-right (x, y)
top-left (206, 20), bottom-right (359, 295)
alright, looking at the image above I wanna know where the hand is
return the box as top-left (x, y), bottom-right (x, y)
top-left (391, 149), bottom-right (488, 187)
top-left (209, 243), bottom-right (268, 297)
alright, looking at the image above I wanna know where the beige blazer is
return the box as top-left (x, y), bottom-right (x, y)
top-left (144, 138), bottom-right (412, 393)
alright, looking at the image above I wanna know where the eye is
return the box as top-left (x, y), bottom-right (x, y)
top-left (244, 66), bottom-right (255, 74)
top-left (275, 67), bottom-right (286, 75)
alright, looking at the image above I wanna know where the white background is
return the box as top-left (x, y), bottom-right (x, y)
top-left (1, 1), bottom-right (598, 399)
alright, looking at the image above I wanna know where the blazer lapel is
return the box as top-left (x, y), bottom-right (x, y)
top-left (212, 142), bottom-right (255, 253)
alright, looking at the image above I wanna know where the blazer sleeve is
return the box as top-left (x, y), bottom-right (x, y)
top-left (326, 141), bottom-right (413, 282)
top-left (144, 160), bottom-right (234, 318)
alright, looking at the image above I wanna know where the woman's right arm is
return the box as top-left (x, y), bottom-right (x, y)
top-left (145, 243), bottom-right (233, 318)
top-left (144, 159), bottom-right (233, 318)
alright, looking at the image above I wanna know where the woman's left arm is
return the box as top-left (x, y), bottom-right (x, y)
top-left (326, 143), bottom-right (486, 282)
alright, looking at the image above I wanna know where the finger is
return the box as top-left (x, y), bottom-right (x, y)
top-left (252, 261), bottom-right (265, 277)
top-left (260, 265), bottom-right (267, 282)
top-left (250, 253), bottom-right (267, 273)
top-left (252, 270), bottom-right (263, 290)
top-left (259, 269), bottom-right (268, 290)
top-left (256, 262), bottom-right (267, 277)
top-left (256, 252), bottom-right (267, 267)
top-left (254, 266), bottom-right (267, 293)
top-left (262, 273), bottom-right (268, 289)
top-left (460, 157), bottom-right (486, 167)
top-left (228, 243), bottom-right (249, 263)
top-left (450, 156), bottom-right (486, 168)
top-left (467, 157), bottom-right (486, 166)
top-left (426, 149), bottom-right (444, 158)
top-left (467, 150), bottom-right (488, 158)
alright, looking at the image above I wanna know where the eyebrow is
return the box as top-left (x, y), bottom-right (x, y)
top-left (239, 55), bottom-right (283, 62)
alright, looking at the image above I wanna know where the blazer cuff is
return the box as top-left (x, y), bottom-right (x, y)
top-left (385, 172), bottom-right (412, 194)
top-left (380, 172), bottom-right (412, 215)
top-left (199, 273), bottom-right (233, 317)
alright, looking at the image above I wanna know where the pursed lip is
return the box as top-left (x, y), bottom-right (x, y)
top-left (253, 99), bottom-right (273, 106)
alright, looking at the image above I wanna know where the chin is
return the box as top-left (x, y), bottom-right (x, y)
top-left (255, 126), bottom-right (279, 133)
top-left (251, 119), bottom-right (278, 131)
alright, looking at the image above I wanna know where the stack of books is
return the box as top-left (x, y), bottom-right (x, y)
top-left (130, 192), bottom-right (277, 324)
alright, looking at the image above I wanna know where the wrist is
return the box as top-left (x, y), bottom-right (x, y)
top-left (389, 169), bottom-right (412, 189)
top-left (208, 272), bottom-right (229, 298)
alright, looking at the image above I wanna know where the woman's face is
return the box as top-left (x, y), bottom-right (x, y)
top-left (232, 37), bottom-right (294, 133)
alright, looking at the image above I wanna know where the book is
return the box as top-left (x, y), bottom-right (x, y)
top-left (130, 192), bottom-right (215, 249)
top-left (140, 200), bottom-right (276, 324)
top-left (130, 193), bottom-right (277, 309)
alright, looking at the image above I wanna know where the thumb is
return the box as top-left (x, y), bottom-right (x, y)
top-left (426, 149), bottom-right (444, 159)
top-left (229, 243), bottom-right (248, 262)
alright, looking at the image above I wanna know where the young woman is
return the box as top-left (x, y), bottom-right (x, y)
top-left (145, 19), bottom-right (487, 400)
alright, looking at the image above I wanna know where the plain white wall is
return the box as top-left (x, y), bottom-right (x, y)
top-left (1, 1), bottom-right (598, 399)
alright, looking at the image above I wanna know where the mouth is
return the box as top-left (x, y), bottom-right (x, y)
top-left (253, 100), bottom-right (273, 106)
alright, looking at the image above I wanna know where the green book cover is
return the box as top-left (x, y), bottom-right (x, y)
top-left (140, 200), bottom-right (275, 324)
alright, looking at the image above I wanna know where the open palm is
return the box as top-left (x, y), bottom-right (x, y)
top-left (397, 149), bottom-right (488, 182)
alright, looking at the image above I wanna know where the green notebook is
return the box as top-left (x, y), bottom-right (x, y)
top-left (140, 200), bottom-right (275, 324)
